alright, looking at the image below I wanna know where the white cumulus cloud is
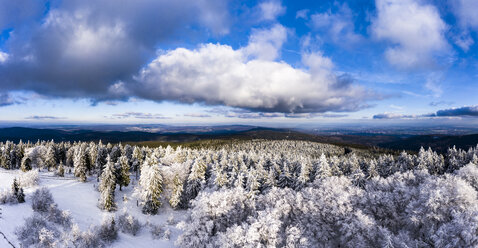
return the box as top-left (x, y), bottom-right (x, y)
top-left (0, 51), bottom-right (8, 63)
top-left (258, 0), bottom-right (286, 21)
top-left (372, 0), bottom-right (449, 70)
top-left (242, 24), bottom-right (288, 61)
top-left (132, 32), bottom-right (375, 113)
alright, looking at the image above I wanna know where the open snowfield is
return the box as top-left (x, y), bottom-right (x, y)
top-left (0, 168), bottom-right (185, 247)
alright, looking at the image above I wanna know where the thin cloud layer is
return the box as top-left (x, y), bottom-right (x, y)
top-left (110, 112), bottom-right (170, 120)
top-left (309, 3), bottom-right (362, 45)
top-left (207, 107), bottom-right (347, 119)
top-left (25, 115), bottom-right (64, 120)
top-left (373, 113), bottom-right (418, 119)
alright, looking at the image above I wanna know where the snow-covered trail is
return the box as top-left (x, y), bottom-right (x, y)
top-left (0, 230), bottom-right (16, 248)
top-left (0, 169), bottom-right (185, 247)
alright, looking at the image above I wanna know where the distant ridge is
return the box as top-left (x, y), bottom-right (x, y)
top-left (1, 126), bottom-right (478, 153)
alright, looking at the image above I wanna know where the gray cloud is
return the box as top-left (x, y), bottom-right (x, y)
top-left (110, 112), bottom-right (170, 120)
top-left (435, 105), bottom-right (478, 117)
top-left (0, 93), bottom-right (19, 106)
top-left (374, 105), bottom-right (478, 119)
top-left (0, 0), bottom-right (230, 99)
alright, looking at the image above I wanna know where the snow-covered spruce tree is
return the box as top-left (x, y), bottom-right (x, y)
top-left (57, 161), bottom-right (65, 177)
top-left (416, 147), bottom-right (430, 171)
top-left (65, 146), bottom-right (75, 168)
top-left (213, 164), bottom-right (229, 188)
top-left (99, 155), bottom-right (117, 211)
top-left (277, 163), bottom-right (294, 188)
top-left (169, 174), bottom-right (184, 209)
top-left (132, 146), bottom-right (144, 179)
top-left (44, 144), bottom-right (56, 171)
top-left (298, 158), bottom-right (312, 186)
top-left (246, 169), bottom-right (261, 195)
top-left (0, 142), bottom-right (12, 169)
top-left (96, 145), bottom-right (108, 179)
top-left (329, 156), bottom-right (343, 176)
top-left (182, 159), bottom-right (207, 206)
top-left (315, 153), bottom-right (331, 180)
top-left (20, 156), bottom-right (32, 172)
top-left (74, 146), bottom-right (88, 182)
top-left (367, 158), bottom-right (379, 178)
top-left (118, 155), bottom-right (130, 191)
top-left (134, 158), bottom-right (163, 214)
top-left (15, 141), bottom-right (25, 169)
top-left (12, 178), bottom-right (25, 203)
top-left (110, 145), bottom-right (122, 163)
top-left (395, 151), bottom-right (414, 172)
top-left (88, 142), bottom-right (98, 169)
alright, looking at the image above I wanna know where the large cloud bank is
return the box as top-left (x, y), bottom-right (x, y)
top-left (133, 41), bottom-right (374, 113)
top-left (0, 0), bottom-right (377, 114)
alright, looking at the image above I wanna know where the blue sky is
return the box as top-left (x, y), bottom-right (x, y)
top-left (0, 0), bottom-right (477, 125)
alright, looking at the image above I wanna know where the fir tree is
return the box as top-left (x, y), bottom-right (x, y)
top-left (21, 157), bottom-right (32, 172)
top-left (12, 178), bottom-right (25, 203)
top-left (74, 147), bottom-right (88, 182)
top-left (118, 155), bottom-right (130, 191)
top-left (298, 158), bottom-right (312, 185)
top-left (132, 146), bottom-right (144, 178)
top-left (182, 159), bottom-right (207, 205)
top-left (17, 188), bottom-right (25, 203)
top-left (88, 142), bottom-right (98, 169)
top-left (367, 159), bottom-right (379, 178)
top-left (135, 158), bottom-right (163, 214)
top-left (44, 144), bottom-right (56, 171)
top-left (99, 156), bottom-right (117, 211)
top-left (316, 154), bottom-right (331, 179)
top-left (169, 174), bottom-right (184, 209)
top-left (110, 146), bottom-right (122, 163)
top-left (96, 145), bottom-right (108, 180)
top-left (57, 161), bottom-right (65, 177)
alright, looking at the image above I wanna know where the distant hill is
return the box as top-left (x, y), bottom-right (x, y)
top-left (1, 126), bottom-right (477, 153)
top-left (379, 134), bottom-right (478, 153)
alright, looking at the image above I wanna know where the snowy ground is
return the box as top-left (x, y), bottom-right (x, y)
top-left (0, 169), bottom-right (186, 247)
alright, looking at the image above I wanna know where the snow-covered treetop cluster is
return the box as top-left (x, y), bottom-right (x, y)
top-left (1, 139), bottom-right (478, 247)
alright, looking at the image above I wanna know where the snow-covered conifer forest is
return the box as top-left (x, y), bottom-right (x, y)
top-left (1, 139), bottom-right (478, 247)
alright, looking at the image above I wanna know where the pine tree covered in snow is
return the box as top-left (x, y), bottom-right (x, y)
top-left (134, 158), bottom-right (163, 214)
top-left (315, 153), bottom-right (331, 179)
top-left (1, 139), bottom-right (478, 247)
top-left (169, 174), bottom-right (184, 209)
top-left (118, 155), bottom-right (130, 191)
top-left (99, 156), bottom-right (117, 211)
top-left (56, 161), bottom-right (65, 177)
top-left (12, 178), bottom-right (25, 203)
top-left (74, 147), bottom-right (88, 182)
top-left (44, 144), bottom-right (57, 171)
